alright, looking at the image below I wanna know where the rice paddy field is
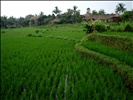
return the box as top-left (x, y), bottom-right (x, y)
top-left (1, 24), bottom-right (133, 100)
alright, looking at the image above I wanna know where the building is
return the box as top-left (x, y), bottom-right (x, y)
top-left (81, 13), bottom-right (121, 22)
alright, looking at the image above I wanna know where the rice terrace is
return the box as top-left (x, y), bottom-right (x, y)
top-left (1, 1), bottom-right (133, 100)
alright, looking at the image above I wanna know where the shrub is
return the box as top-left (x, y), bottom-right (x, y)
top-left (27, 34), bottom-right (33, 37)
top-left (110, 26), bottom-right (115, 32)
top-left (106, 24), bottom-right (110, 30)
top-left (46, 29), bottom-right (49, 31)
top-left (109, 22), bottom-right (133, 32)
top-left (115, 25), bottom-right (125, 32)
top-left (38, 35), bottom-right (42, 37)
top-left (84, 24), bottom-right (94, 34)
top-left (95, 24), bottom-right (106, 33)
top-left (124, 24), bottom-right (133, 32)
top-left (1, 30), bottom-right (5, 33)
top-left (121, 11), bottom-right (133, 21)
top-left (35, 30), bottom-right (39, 34)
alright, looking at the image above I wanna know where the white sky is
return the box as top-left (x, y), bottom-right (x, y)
top-left (1, 1), bottom-right (133, 18)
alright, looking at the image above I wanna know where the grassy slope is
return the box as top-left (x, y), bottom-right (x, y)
top-left (1, 24), bottom-right (133, 99)
top-left (102, 31), bottom-right (133, 37)
top-left (82, 41), bottom-right (133, 66)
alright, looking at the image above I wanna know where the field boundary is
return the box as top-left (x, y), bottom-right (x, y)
top-left (43, 36), bottom-right (80, 43)
top-left (75, 43), bottom-right (133, 91)
top-left (87, 33), bottom-right (133, 53)
top-left (27, 34), bottom-right (81, 43)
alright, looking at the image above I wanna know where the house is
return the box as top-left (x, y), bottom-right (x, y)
top-left (110, 13), bottom-right (121, 22)
top-left (81, 13), bottom-right (121, 22)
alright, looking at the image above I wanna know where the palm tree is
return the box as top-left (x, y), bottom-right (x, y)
top-left (115, 3), bottom-right (126, 14)
top-left (40, 12), bottom-right (44, 16)
top-left (66, 9), bottom-right (73, 23)
top-left (73, 5), bottom-right (78, 15)
top-left (73, 6), bottom-right (78, 23)
top-left (87, 8), bottom-right (91, 14)
top-left (38, 11), bottom-right (44, 25)
top-left (67, 9), bottom-right (73, 17)
top-left (52, 6), bottom-right (62, 17)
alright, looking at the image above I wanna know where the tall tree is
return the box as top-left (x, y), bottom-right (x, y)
top-left (98, 9), bottom-right (105, 15)
top-left (73, 6), bottom-right (78, 15)
top-left (52, 6), bottom-right (62, 17)
top-left (17, 17), bottom-right (27, 27)
top-left (25, 14), bottom-right (34, 26)
top-left (37, 11), bottom-right (45, 25)
top-left (121, 10), bottom-right (133, 21)
top-left (7, 16), bottom-right (17, 28)
top-left (115, 3), bottom-right (126, 14)
top-left (0, 16), bottom-right (8, 28)
top-left (73, 6), bottom-right (81, 23)
top-left (87, 8), bottom-right (91, 14)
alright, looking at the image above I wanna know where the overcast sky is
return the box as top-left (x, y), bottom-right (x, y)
top-left (1, 1), bottom-right (133, 18)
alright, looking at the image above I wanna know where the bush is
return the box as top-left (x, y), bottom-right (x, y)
top-left (109, 22), bottom-right (133, 32)
top-left (115, 25), bottom-right (125, 32)
top-left (38, 35), bottom-right (42, 37)
top-left (1, 30), bottom-right (5, 33)
top-left (121, 11), bottom-right (133, 21)
top-left (124, 24), bottom-right (133, 32)
top-left (46, 29), bottom-right (49, 31)
top-left (27, 34), bottom-right (33, 37)
top-left (106, 24), bottom-right (110, 30)
top-left (35, 30), bottom-right (39, 34)
top-left (95, 24), bottom-right (106, 33)
top-left (84, 24), bottom-right (94, 34)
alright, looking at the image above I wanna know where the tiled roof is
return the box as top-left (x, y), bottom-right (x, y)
top-left (81, 13), bottom-right (120, 20)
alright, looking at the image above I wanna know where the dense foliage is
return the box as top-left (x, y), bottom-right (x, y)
top-left (0, 6), bottom-right (82, 28)
top-left (121, 11), bottom-right (133, 21)
top-left (84, 20), bottom-right (133, 34)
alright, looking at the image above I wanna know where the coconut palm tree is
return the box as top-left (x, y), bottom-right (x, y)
top-left (73, 6), bottom-right (78, 23)
top-left (87, 8), bottom-right (91, 14)
top-left (73, 6), bottom-right (78, 15)
top-left (52, 6), bottom-right (62, 17)
top-left (115, 3), bottom-right (126, 14)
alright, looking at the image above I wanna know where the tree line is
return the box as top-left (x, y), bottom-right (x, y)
top-left (0, 3), bottom-right (132, 29)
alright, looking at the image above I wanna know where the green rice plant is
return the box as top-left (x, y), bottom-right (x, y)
top-left (102, 31), bottom-right (133, 37)
top-left (75, 43), bottom-right (133, 91)
top-left (82, 41), bottom-right (133, 66)
top-left (1, 25), bottom-right (133, 100)
top-left (87, 33), bottom-right (133, 52)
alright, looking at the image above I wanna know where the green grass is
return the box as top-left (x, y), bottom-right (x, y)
top-left (87, 33), bottom-right (133, 53)
top-left (82, 41), bottom-right (133, 66)
top-left (75, 42), bottom-right (133, 91)
top-left (1, 24), bottom-right (133, 99)
top-left (102, 31), bottom-right (133, 37)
